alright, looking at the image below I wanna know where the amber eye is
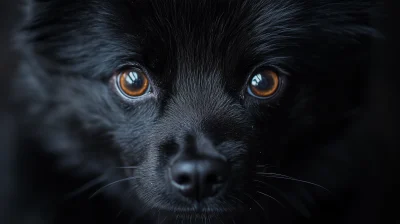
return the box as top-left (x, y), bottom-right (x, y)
top-left (117, 68), bottom-right (150, 97)
top-left (247, 70), bottom-right (279, 98)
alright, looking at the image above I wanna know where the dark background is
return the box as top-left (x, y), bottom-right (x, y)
top-left (0, 0), bottom-right (398, 223)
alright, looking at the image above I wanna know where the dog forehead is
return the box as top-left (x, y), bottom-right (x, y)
top-left (134, 0), bottom-right (299, 47)
top-left (127, 0), bottom-right (301, 84)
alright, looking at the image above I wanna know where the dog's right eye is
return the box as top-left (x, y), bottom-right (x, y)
top-left (116, 68), bottom-right (150, 98)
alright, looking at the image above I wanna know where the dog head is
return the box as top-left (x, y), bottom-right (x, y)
top-left (17, 0), bottom-right (380, 223)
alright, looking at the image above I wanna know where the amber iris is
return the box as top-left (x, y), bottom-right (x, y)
top-left (248, 70), bottom-right (279, 98)
top-left (118, 68), bottom-right (149, 97)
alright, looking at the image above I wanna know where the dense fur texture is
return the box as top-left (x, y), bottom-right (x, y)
top-left (8, 0), bottom-right (392, 223)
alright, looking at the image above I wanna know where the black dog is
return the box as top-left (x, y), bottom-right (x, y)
top-left (8, 0), bottom-right (388, 224)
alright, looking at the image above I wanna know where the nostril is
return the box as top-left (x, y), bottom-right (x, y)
top-left (175, 174), bottom-right (191, 186)
top-left (206, 173), bottom-right (216, 183)
top-left (205, 173), bottom-right (220, 185)
top-left (170, 161), bottom-right (196, 191)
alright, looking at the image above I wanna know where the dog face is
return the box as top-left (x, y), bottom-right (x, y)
top-left (18, 0), bottom-right (379, 223)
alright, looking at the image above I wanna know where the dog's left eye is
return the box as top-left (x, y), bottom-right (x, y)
top-left (116, 68), bottom-right (150, 98)
top-left (247, 70), bottom-right (280, 99)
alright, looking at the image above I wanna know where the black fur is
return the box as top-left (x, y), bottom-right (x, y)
top-left (8, 0), bottom-right (391, 223)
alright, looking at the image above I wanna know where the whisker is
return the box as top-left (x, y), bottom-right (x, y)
top-left (253, 179), bottom-right (293, 204)
top-left (244, 193), bottom-right (264, 211)
top-left (220, 197), bottom-right (236, 213)
top-left (256, 164), bottom-right (276, 168)
top-left (157, 209), bottom-right (160, 224)
top-left (256, 172), bottom-right (331, 193)
top-left (65, 173), bottom-right (108, 199)
top-left (217, 215), bottom-right (225, 224)
top-left (231, 218), bottom-right (236, 224)
top-left (256, 191), bottom-right (285, 208)
top-left (256, 164), bottom-right (278, 173)
top-left (115, 166), bottom-right (138, 169)
top-left (116, 210), bottom-right (123, 218)
top-left (159, 216), bottom-right (167, 224)
top-left (227, 195), bottom-right (244, 204)
top-left (89, 176), bottom-right (139, 199)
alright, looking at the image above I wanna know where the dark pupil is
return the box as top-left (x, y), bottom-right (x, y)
top-left (124, 71), bottom-right (145, 90)
top-left (251, 74), bottom-right (272, 90)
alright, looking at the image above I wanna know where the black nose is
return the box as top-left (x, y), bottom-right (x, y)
top-left (169, 158), bottom-right (229, 201)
